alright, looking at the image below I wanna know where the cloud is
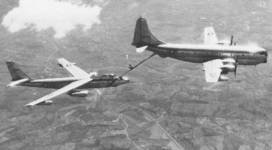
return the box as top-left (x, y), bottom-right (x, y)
top-left (127, 2), bottom-right (139, 10)
top-left (2, 0), bottom-right (103, 38)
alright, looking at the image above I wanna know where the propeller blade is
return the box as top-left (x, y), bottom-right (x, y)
top-left (234, 62), bottom-right (238, 77)
top-left (96, 89), bottom-right (102, 96)
top-left (230, 35), bottom-right (234, 46)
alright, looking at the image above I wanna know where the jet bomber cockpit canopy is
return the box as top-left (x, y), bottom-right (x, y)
top-left (100, 74), bottom-right (118, 79)
top-left (102, 74), bottom-right (129, 80)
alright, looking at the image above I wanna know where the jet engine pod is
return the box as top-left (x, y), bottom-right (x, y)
top-left (67, 90), bottom-right (89, 97)
top-left (58, 63), bottom-right (63, 68)
top-left (37, 100), bottom-right (53, 105)
top-left (221, 64), bottom-right (235, 72)
top-left (219, 75), bottom-right (229, 81)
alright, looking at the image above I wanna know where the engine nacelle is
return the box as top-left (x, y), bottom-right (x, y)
top-left (219, 75), bottom-right (229, 81)
top-left (221, 58), bottom-right (236, 74)
top-left (58, 63), bottom-right (63, 68)
top-left (222, 58), bottom-right (235, 64)
top-left (37, 100), bottom-right (53, 105)
top-left (67, 90), bottom-right (89, 97)
top-left (221, 64), bottom-right (235, 72)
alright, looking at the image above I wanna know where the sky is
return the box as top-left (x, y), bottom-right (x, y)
top-left (1, 0), bottom-right (104, 38)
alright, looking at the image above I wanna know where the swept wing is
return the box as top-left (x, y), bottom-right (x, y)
top-left (25, 78), bottom-right (91, 106)
top-left (58, 58), bottom-right (89, 78)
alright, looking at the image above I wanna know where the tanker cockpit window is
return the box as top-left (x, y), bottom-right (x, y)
top-left (258, 51), bottom-right (268, 56)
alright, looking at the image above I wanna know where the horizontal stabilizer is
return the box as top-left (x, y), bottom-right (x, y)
top-left (7, 78), bottom-right (30, 87)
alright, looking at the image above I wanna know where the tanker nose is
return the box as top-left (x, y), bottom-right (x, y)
top-left (258, 48), bottom-right (268, 63)
top-left (264, 51), bottom-right (268, 57)
top-left (264, 51), bottom-right (268, 63)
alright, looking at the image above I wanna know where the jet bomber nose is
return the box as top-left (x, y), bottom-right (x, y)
top-left (119, 76), bottom-right (130, 84)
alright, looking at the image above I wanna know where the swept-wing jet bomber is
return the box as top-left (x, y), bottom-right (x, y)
top-left (131, 17), bottom-right (268, 82)
top-left (6, 58), bottom-right (129, 106)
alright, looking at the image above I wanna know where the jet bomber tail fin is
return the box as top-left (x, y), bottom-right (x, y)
top-left (132, 17), bottom-right (163, 48)
top-left (6, 61), bottom-right (31, 81)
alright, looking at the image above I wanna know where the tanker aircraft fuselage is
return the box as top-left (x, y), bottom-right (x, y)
top-left (131, 17), bottom-right (268, 82)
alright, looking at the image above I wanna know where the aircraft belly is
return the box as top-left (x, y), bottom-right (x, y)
top-left (237, 57), bottom-right (264, 65)
top-left (170, 51), bottom-right (221, 63)
top-left (78, 81), bottom-right (109, 89)
top-left (148, 46), bottom-right (266, 65)
top-left (23, 81), bottom-right (72, 89)
top-left (172, 55), bottom-right (213, 63)
top-left (24, 80), bottom-right (117, 90)
top-left (148, 47), bottom-right (224, 63)
top-left (234, 54), bottom-right (265, 65)
top-left (176, 55), bottom-right (264, 65)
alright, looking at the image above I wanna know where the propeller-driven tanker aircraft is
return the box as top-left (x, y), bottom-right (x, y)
top-left (131, 17), bottom-right (268, 82)
top-left (6, 58), bottom-right (129, 106)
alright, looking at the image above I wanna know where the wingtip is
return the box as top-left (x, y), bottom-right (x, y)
top-left (5, 61), bottom-right (15, 65)
top-left (24, 102), bottom-right (35, 107)
top-left (57, 58), bottom-right (65, 61)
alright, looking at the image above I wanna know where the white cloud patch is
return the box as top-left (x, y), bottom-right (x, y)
top-left (2, 0), bottom-right (103, 38)
top-left (127, 2), bottom-right (139, 10)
